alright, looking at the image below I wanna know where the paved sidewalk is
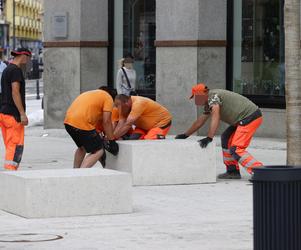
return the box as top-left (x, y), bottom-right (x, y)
top-left (0, 99), bottom-right (287, 250)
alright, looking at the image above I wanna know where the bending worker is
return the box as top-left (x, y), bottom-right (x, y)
top-left (175, 83), bottom-right (263, 179)
top-left (64, 89), bottom-right (119, 168)
top-left (114, 94), bottom-right (172, 140)
top-left (0, 48), bottom-right (32, 170)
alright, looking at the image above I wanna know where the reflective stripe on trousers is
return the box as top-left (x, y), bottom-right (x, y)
top-left (221, 116), bottom-right (263, 173)
top-left (0, 113), bottom-right (24, 171)
top-left (237, 151), bottom-right (263, 174)
top-left (221, 126), bottom-right (239, 170)
top-left (222, 148), bottom-right (239, 170)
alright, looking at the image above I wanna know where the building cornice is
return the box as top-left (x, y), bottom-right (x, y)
top-left (155, 40), bottom-right (227, 47)
top-left (43, 41), bottom-right (109, 48)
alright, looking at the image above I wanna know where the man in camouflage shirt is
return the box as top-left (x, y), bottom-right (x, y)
top-left (176, 83), bottom-right (263, 179)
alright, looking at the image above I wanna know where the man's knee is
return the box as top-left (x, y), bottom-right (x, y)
top-left (229, 146), bottom-right (241, 161)
top-left (221, 133), bottom-right (229, 149)
top-left (221, 126), bottom-right (236, 149)
top-left (144, 127), bottom-right (168, 140)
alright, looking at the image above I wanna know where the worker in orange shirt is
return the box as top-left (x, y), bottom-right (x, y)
top-left (0, 48), bottom-right (32, 171)
top-left (97, 86), bottom-right (119, 130)
top-left (111, 107), bottom-right (119, 130)
top-left (113, 94), bottom-right (172, 140)
top-left (64, 89), bottom-right (119, 168)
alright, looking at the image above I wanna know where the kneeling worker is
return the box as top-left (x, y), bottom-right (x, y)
top-left (64, 89), bottom-right (119, 168)
top-left (114, 95), bottom-right (172, 140)
top-left (176, 83), bottom-right (263, 179)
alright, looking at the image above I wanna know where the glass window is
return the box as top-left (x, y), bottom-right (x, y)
top-left (113, 0), bottom-right (156, 99)
top-left (0, 24), bottom-right (9, 58)
top-left (232, 0), bottom-right (285, 106)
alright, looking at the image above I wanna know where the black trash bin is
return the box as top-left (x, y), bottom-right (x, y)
top-left (252, 166), bottom-right (301, 250)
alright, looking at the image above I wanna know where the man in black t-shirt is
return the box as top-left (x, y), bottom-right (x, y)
top-left (0, 48), bottom-right (32, 170)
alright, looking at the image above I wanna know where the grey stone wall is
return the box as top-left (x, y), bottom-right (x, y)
top-left (80, 0), bottom-right (108, 41)
top-left (156, 0), bottom-right (227, 134)
top-left (197, 47), bottom-right (226, 90)
top-left (44, 48), bottom-right (81, 128)
top-left (44, 0), bottom-right (81, 42)
top-left (198, 0), bottom-right (227, 40)
top-left (156, 0), bottom-right (199, 40)
top-left (80, 48), bottom-right (107, 93)
top-left (43, 0), bottom-right (108, 128)
top-left (256, 109), bottom-right (286, 138)
top-left (156, 47), bottom-right (198, 134)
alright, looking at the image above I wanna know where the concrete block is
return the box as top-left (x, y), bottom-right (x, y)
top-left (0, 169), bottom-right (132, 218)
top-left (107, 138), bottom-right (216, 186)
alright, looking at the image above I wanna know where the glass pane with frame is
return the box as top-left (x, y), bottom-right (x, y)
top-left (233, 0), bottom-right (285, 98)
top-left (113, 0), bottom-right (156, 99)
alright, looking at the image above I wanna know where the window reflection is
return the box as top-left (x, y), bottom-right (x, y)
top-left (114, 0), bottom-right (156, 99)
top-left (233, 0), bottom-right (285, 97)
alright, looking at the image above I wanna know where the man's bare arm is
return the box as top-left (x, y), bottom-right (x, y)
top-left (184, 114), bottom-right (210, 136)
top-left (114, 116), bottom-right (138, 139)
top-left (207, 104), bottom-right (220, 138)
top-left (12, 81), bottom-right (28, 125)
top-left (102, 112), bottom-right (115, 140)
top-left (113, 118), bottom-right (126, 134)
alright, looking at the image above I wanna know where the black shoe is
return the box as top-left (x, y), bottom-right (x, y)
top-left (99, 150), bottom-right (106, 168)
top-left (218, 171), bottom-right (241, 179)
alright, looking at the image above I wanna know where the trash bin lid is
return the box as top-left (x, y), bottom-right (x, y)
top-left (252, 165), bottom-right (301, 182)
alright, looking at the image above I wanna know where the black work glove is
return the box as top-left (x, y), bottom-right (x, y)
top-left (198, 137), bottom-right (213, 148)
top-left (175, 133), bottom-right (189, 139)
top-left (104, 140), bottom-right (119, 156)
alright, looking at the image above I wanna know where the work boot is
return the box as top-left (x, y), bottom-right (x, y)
top-left (99, 150), bottom-right (106, 168)
top-left (217, 171), bottom-right (241, 179)
top-left (218, 165), bottom-right (241, 179)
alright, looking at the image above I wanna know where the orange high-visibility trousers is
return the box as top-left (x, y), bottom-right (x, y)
top-left (221, 116), bottom-right (263, 174)
top-left (127, 125), bottom-right (171, 140)
top-left (0, 113), bottom-right (24, 170)
top-left (144, 125), bottom-right (171, 140)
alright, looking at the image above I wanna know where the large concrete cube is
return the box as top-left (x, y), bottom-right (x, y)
top-left (0, 169), bottom-right (132, 218)
top-left (107, 138), bottom-right (216, 186)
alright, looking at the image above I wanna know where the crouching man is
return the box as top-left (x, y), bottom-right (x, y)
top-left (64, 89), bottom-right (118, 168)
top-left (176, 83), bottom-right (263, 179)
top-left (113, 95), bottom-right (172, 140)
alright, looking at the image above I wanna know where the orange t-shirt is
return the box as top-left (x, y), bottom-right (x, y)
top-left (126, 96), bottom-right (172, 131)
top-left (111, 107), bottom-right (119, 122)
top-left (64, 90), bottom-right (113, 131)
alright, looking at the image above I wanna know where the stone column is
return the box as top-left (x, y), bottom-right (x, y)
top-left (156, 0), bottom-right (227, 134)
top-left (43, 0), bottom-right (108, 128)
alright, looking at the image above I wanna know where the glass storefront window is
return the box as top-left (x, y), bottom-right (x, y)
top-left (113, 0), bottom-right (156, 99)
top-left (232, 0), bottom-right (285, 101)
top-left (0, 24), bottom-right (9, 58)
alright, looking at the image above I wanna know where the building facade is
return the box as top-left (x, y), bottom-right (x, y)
top-left (0, 0), bottom-right (43, 58)
top-left (43, 0), bottom-right (286, 138)
top-left (0, 0), bottom-right (9, 58)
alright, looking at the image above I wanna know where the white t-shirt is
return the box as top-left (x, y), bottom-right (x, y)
top-left (116, 67), bottom-right (136, 96)
top-left (0, 61), bottom-right (7, 93)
